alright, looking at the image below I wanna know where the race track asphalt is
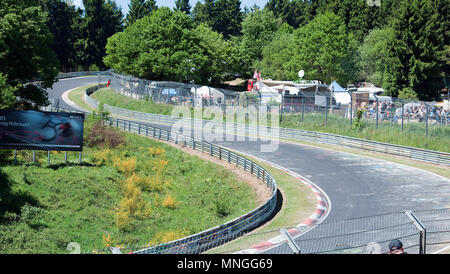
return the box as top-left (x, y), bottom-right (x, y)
top-left (47, 77), bottom-right (450, 236)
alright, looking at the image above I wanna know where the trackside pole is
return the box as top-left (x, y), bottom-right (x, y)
top-left (280, 228), bottom-right (301, 254)
top-left (405, 211), bottom-right (426, 254)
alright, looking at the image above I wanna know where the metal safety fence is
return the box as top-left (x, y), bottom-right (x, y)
top-left (41, 105), bottom-right (450, 254)
top-left (94, 116), bottom-right (278, 254)
top-left (83, 86), bottom-right (450, 166)
top-left (99, 71), bottom-right (242, 108)
top-left (206, 209), bottom-right (450, 254)
top-left (97, 71), bottom-right (449, 137)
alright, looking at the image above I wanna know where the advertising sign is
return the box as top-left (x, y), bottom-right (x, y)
top-left (315, 95), bottom-right (327, 107)
top-left (0, 110), bottom-right (85, 151)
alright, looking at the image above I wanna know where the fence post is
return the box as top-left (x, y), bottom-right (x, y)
top-left (401, 101), bottom-right (404, 132)
top-left (280, 228), bottom-right (301, 254)
top-left (405, 210), bottom-right (426, 254)
top-left (301, 98), bottom-right (304, 123)
top-left (375, 97), bottom-right (379, 129)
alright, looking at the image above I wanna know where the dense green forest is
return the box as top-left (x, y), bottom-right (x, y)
top-left (1, 0), bottom-right (449, 111)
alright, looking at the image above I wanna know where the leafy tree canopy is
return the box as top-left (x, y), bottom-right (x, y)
top-left (0, 1), bottom-right (59, 109)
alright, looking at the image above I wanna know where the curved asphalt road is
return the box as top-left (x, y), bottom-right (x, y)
top-left (47, 77), bottom-right (450, 253)
top-left (46, 77), bottom-right (450, 222)
top-left (47, 76), bottom-right (99, 110)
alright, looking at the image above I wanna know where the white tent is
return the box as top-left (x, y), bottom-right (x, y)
top-left (333, 92), bottom-right (351, 105)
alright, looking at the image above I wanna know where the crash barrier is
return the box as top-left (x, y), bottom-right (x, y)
top-left (57, 71), bottom-right (103, 80)
top-left (41, 105), bottom-right (279, 254)
top-left (104, 117), bottom-right (278, 254)
top-left (84, 88), bottom-right (450, 166)
top-left (100, 71), bottom-right (244, 106)
top-left (206, 208), bottom-right (450, 254)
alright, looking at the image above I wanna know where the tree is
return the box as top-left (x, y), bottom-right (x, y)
top-left (254, 23), bottom-right (295, 80)
top-left (358, 28), bottom-right (396, 87)
top-left (383, 0), bottom-right (448, 100)
top-left (39, 0), bottom-right (82, 72)
top-left (104, 8), bottom-right (231, 84)
top-left (81, 0), bottom-right (123, 70)
top-left (237, 8), bottom-right (281, 78)
top-left (0, 1), bottom-right (59, 109)
top-left (0, 73), bottom-right (17, 109)
top-left (192, 0), bottom-right (243, 39)
top-left (125, 0), bottom-right (157, 27)
top-left (174, 0), bottom-right (191, 14)
top-left (264, 0), bottom-right (289, 19)
top-left (264, 0), bottom-right (308, 29)
top-left (286, 12), bottom-right (358, 84)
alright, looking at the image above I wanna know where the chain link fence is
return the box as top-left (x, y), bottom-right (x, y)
top-left (206, 209), bottom-right (450, 254)
top-left (40, 105), bottom-right (450, 254)
top-left (42, 74), bottom-right (450, 254)
top-left (95, 72), bottom-right (449, 153)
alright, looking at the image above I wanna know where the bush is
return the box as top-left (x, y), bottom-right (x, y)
top-left (86, 121), bottom-right (125, 149)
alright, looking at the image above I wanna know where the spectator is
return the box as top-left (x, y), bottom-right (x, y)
top-left (253, 70), bottom-right (258, 82)
top-left (388, 239), bottom-right (406, 254)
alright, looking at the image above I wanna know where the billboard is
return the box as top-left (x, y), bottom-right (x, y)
top-left (0, 110), bottom-right (85, 151)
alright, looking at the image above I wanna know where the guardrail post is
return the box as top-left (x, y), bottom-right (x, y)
top-left (406, 210), bottom-right (426, 254)
top-left (280, 228), bottom-right (301, 254)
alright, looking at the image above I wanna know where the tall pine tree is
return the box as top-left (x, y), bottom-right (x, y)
top-left (81, 0), bottom-right (123, 70)
top-left (125, 0), bottom-right (157, 27)
top-left (193, 0), bottom-right (242, 39)
top-left (384, 0), bottom-right (447, 100)
top-left (174, 0), bottom-right (191, 15)
top-left (40, 0), bottom-right (82, 71)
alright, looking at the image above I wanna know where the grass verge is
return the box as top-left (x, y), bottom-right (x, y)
top-left (0, 122), bottom-right (259, 254)
top-left (66, 84), bottom-right (98, 112)
top-left (205, 153), bottom-right (317, 254)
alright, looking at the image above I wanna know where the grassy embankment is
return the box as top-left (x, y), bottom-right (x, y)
top-left (0, 116), bottom-right (260, 254)
top-left (69, 85), bottom-right (318, 252)
top-left (90, 87), bottom-right (450, 153)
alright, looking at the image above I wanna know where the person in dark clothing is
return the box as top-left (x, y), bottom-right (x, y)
top-left (388, 239), bottom-right (407, 254)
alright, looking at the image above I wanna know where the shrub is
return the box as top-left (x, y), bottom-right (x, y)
top-left (102, 233), bottom-right (113, 247)
top-left (352, 109), bottom-right (368, 131)
top-left (115, 157), bottom-right (136, 175)
top-left (86, 121), bottom-right (125, 149)
top-left (162, 194), bottom-right (178, 209)
top-left (91, 149), bottom-right (111, 166)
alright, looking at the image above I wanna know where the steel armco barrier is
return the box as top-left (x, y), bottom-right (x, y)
top-left (84, 87), bottom-right (450, 166)
top-left (41, 103), bottom-right (279, 254)
top-left (105, 117), bottom-right (278, 254)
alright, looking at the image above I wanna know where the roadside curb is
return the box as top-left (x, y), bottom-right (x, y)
top-left (227, 152), bottom-right (331, 254)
